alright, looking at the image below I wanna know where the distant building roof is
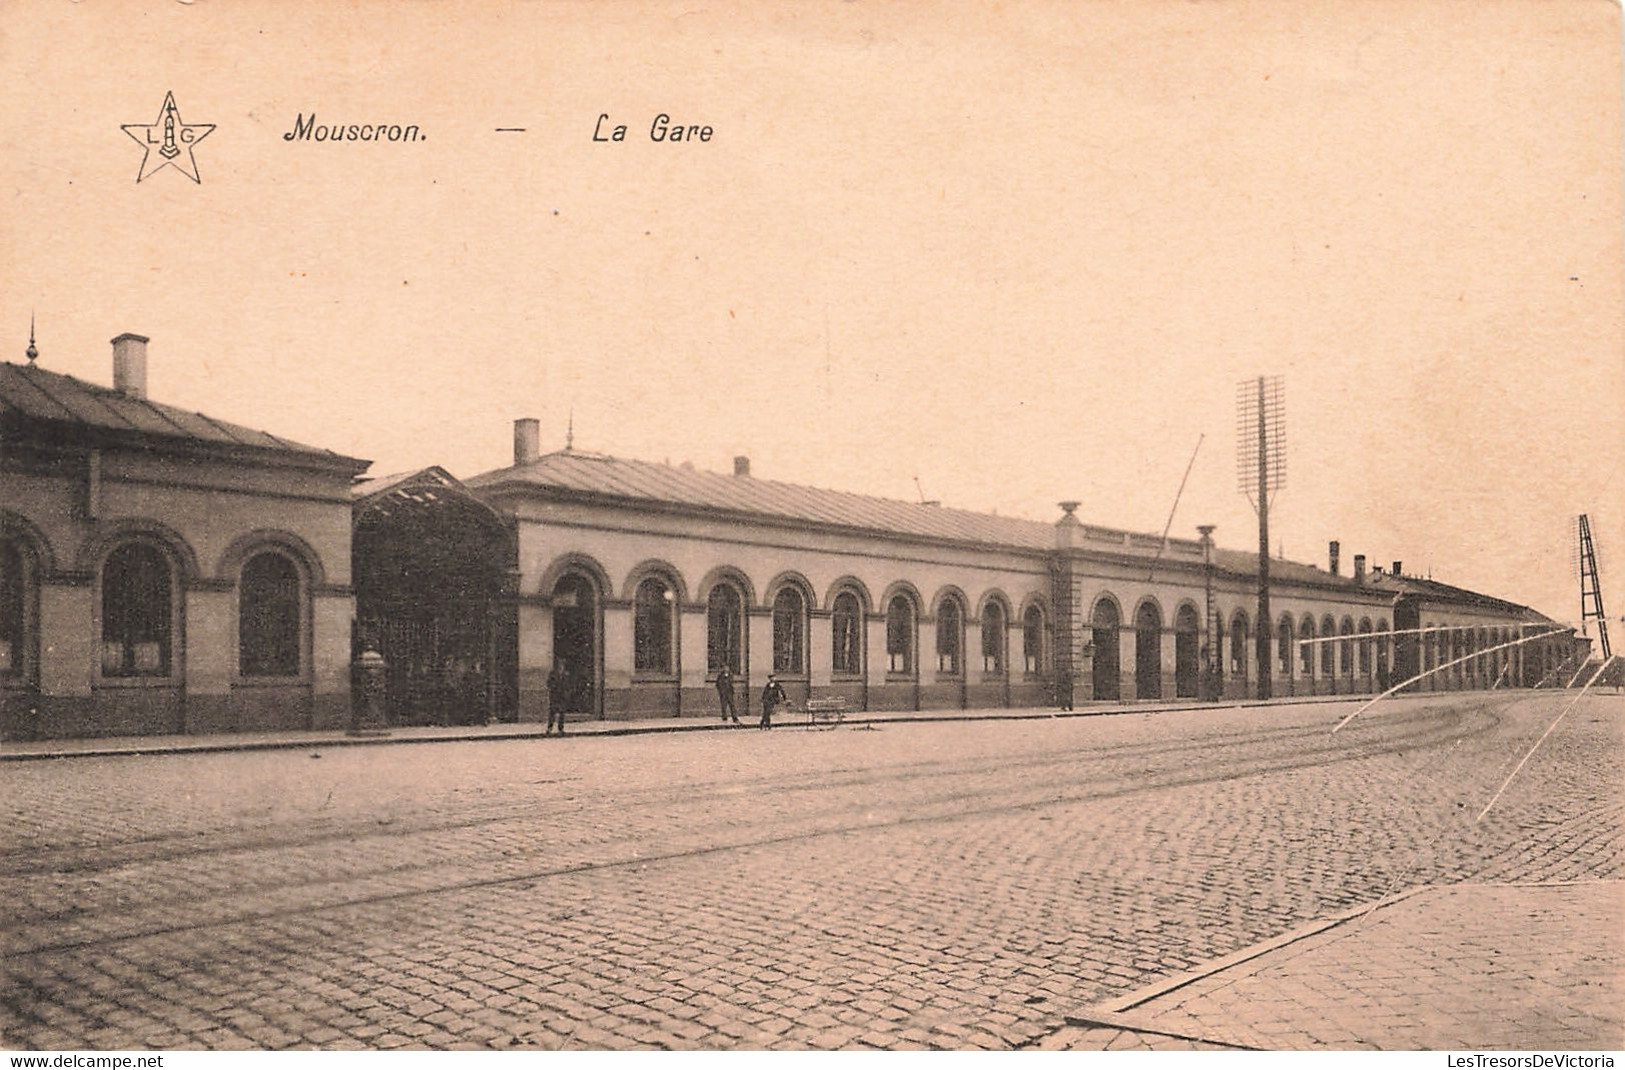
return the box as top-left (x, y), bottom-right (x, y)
top-left (468, 449), bottom-right (1378, 594)
top-left (1364, 570), bottom-right (1547, 621)
top-left (0, 360), bottom-right (367, 469)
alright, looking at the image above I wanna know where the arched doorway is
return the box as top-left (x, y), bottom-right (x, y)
top-left (1174, 604), bottom-right (1200, 698)
top-left (353, 468), bottom-right (518, 726)
top-left (1091, 599), bottom-right (1120, 701)
top-left (551, 572), bottom-right (600, 718)
top-left (1135, 601), bottom-right (1163, 700)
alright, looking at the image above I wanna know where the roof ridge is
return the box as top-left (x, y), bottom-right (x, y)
top-left (0, 358), bottom-right (362, 464)
top-left (526, 448), bottom-right (1055, 527)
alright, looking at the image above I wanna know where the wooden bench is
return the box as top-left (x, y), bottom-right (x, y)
top-left (805, 696), bottom-right (848, 727)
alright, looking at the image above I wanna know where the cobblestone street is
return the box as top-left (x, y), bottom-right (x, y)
top-left (3, 692), bottom-right (1621, 1050)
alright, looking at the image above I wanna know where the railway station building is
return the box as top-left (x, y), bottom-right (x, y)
top-left (353, 419), bottom-right (1567, 728)
top-left (0, 335), bottom-right (368, 740)
top-left (2, 336), bottom-right (1577, 740)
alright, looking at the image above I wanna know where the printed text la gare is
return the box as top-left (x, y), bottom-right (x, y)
top-left (594, 113), bottom-right (714, 143)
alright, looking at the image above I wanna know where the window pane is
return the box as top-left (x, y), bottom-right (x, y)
top-left (981, 605), bottom-right (1004, 674)
top-left (773, 588), bottom-right (804, 674)
top-left (240, 552), bottom-right (301, 676)
top-left (887, 597), bottom-right (912, 674)
top-left (0, 540), bottom-right (23, 676)
top-left (634, 578), bottom-right (672, 673)
top-left (706, 586), bottom-right (741, 674)
top-left (102, 543), bottom-right (172, 677)
top-left (937, 602), bottom-right (961, 675)
top-left (1023, 607), bottom-right (1042, 674)
top-left (832, 593), bottom-right (860, 675)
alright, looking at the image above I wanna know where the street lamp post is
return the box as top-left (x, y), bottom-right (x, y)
top-left (1198, 524), bottom-right (1218, 701)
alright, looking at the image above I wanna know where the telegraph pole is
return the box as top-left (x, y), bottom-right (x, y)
top-left (1237, 376), bottom-right (1285, 700)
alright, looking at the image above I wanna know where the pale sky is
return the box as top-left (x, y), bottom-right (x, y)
top-left (3, 0), bottom-right (1621, 624)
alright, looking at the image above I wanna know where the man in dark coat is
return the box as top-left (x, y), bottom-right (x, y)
top-left (546, 659), bottom-right (569, 736)
top-left (760, 674), bottom-right (787, 730)
top-left (715, 664), bottom-right (740, 723)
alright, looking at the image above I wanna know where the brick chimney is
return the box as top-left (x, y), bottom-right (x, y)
top-left (1328, 540), bottom-right (1341, 576)
top-left (1353, 554), bottom-right (1366, 584)
top-left (513, 418), bottom-right (540, 466)
top-left (733, 455), bottom-right (751, 477)
top-left (1392, 560), bottom-right (1403, 577)
top-left (111, 333), bottom-right (148, 399)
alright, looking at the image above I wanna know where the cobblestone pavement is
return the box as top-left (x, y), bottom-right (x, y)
top-left (2, 692), bottom-right (1621, 1050)
top-left (1054, 881), bottom-right (1624, 1050)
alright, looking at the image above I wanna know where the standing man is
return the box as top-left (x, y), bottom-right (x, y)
top-left (715, 663), bottom-right (740, 724)
top-left (546, 658), bottom-right (568, 737)
top-left (760, 673), bottom-right (787, 730)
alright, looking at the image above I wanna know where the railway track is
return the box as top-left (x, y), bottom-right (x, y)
top-left (3, 699), bottom-right (1506, 958)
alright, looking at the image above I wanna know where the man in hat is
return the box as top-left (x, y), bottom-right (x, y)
top-left (546, 658), bottom-right (569, 736)
top-left (760, 673), bottom-right (787, 730)
top-left (715, 663), bottom-right (740, 724)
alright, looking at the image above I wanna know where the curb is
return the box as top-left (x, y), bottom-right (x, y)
top-left (0, 690), bottom-right (1444, 763)
top-left (1062, 884), bottom-right (1435, 1047)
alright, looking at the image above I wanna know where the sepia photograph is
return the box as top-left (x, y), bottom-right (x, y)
top-left (2, 0), bottom-right (1622, 1055)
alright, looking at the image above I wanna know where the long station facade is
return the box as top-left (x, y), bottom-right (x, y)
top-left (0, 335), bottom-right (1584, 740)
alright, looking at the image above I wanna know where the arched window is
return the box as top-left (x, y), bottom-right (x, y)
top-left (1358, 619), bottom-right (1372, 676)
top-left (634, 576), bottom-right (674, 674)
top-left (831, 592), bottom-right (862, 676)
top-left (1376, 620), bottom-right (1390, 680)
top-left (936, 598), bottom-right (963, 675)
top-left (239, 551), bottom-right (302, 677)
top-left (1023, 605), bottom-right (1045, 675)
top-left (1278, 616), bottom-right (1293, 675)
top-left (1320, 616), bottom-right (1337, 677)
top-left (886, 595), bottom-right (915, 674)
top-left (1134, 601), bottom-right (1162, 699)
top-left (772, 586), bottom-right (806, 674)
top-left (981, 602), bottom-right (1005, 675)
top-left (1339, 618), bottom-right (1354, 678)
top-left (706, 584), bottom-right (743, 675)
top-left (102, 543), bottom-right (173, 677)
top-left (0, 539), bottom-right (29, 679)
top-left (1299, 617), bottom-right (1316, 677)
top-left (1230, 611), bottom-right (1249, 679)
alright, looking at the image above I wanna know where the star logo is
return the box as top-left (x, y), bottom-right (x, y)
top-left (122, 92), bottom-right (215, 184)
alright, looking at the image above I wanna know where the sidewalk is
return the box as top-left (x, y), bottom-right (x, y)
top-left (1052, 880), bottom-right (1624, 1051)
top-left (0, 691), bottom-right (1383, 762)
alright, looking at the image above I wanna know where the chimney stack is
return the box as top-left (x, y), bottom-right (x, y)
top-left (111, 333), bottom-right (148, 399)
top-left (1328, 540), bottom-right (1341, 576)
top-left (1353, 554), bottom-right (1366, 584)
top-left (1392, 560), bottom-right (1403, 577)
top-left (733, 455), bottom-right (751, 477)
top-left (513, 418), bottom-right (540, 466)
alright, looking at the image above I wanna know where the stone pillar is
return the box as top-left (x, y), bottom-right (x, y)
top-left (184, 587), bottom-right (232, 732)
top-left (679, 606), bottom-right (709, 716)
top-left (603, 604), bottom-right (634, 713)
top-left (310, 591), bottom-right (354, 729)
top-left (866, 612), bottom-right (890, 704)
top-left (809, 613), bottom-right (834, 688)
top-left (747, 609), bottom-right (773, 694)
top-left (515, 601), bottom-right (552, 723)
top-left (34, 582), bottom-right (93, 737)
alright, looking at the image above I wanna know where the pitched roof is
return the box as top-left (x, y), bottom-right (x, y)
top-left (0, 360), bottom-right (366, 468)
top-left (467, 449), bottom-right (1376, 593)
top-left (1363, 571), bottom-right (1545, 620)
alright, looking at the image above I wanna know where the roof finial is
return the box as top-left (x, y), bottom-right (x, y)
top-left (566, 409), bottom-right (574, 451)
top-left (25, 311), bottom-right (38, 365)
